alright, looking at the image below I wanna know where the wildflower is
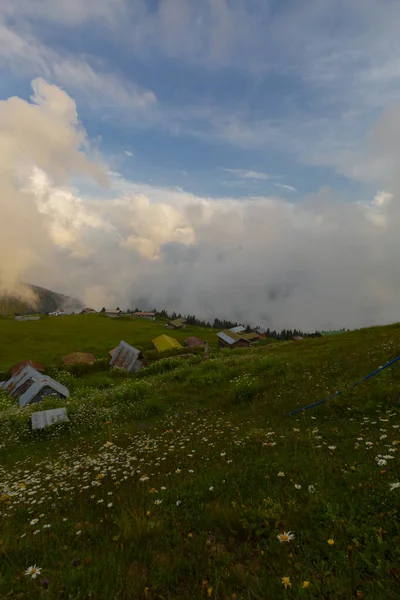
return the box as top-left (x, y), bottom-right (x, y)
top-left (327, 538), bottom-right (335, 545)
top-left (281, 576), bottom-right (291, 589)
top-left (302, 581), bottom-right (310, 589)
top-left (161, 486), bottom-right (167, 490)
top-left (377, 459), bottom-right (387, 466)
top-left (104, 442), bottom-right (113, 448)
top-left (278, 471), bottom-right (285, 477)
top-left (308, 485), bottom-right (315, 493)
top-left (209, 486), bottom-right (214, 491)
top-left (76, 530), bottom-right (81, 536)
top-left (294, 484), bottom-right (301, 489)
top-left (175, 468), bottom-right (181, 474)
top-left (328, 446), bottom-right (336, 450)
top-left (25, 565), bottom-right (42, 579)
top-left (389, 482), bottom-right (400, 490)
top-left (30, 518), bottom-right (39, 525)
top-left (33, 529), bottom-right (40, 535)
top-left (176, 500), bottom-right (182, 506)
top-left (188, 469), bottom-right (194, 473)
top-left (188, 533), bottom-right (193, 538)
top-left (277, 531), bottom-right (295, 543)
top-left (207, 588), bottom-right (213, 597)
top-left (43, 524), bottom-right (51, 529)
top-left (154, 499), bottom-right (162, 505)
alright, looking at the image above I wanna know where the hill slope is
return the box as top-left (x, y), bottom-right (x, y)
top-left (0, 313), bottom-right (219, 370)
top-left (0, 322), bottom-right (400, 598)
top-left (0, 283), bottom-right (83, 316)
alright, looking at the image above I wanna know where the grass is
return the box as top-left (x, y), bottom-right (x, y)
top-left (0, 314), bottom-right (219, 371)
top-left (0, 319), bottom-right (400, 598)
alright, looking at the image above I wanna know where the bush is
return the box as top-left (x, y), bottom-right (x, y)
top-left (145, 346), bottom-right (204, 363)
top-left (230, 374), bottom-right (264, 404)
top-left (110, 366), bottom-right (130, 379)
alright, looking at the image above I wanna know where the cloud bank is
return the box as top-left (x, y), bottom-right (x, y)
top-left (2, 80), bottom-right (400, 331)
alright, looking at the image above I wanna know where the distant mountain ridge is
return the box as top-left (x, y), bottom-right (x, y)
top-left (0, 284), bottom-right (83, 316)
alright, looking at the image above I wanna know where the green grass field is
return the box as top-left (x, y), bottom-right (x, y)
top-left (1, 319), bottom-right (400, 599)
top-left (0, 314), bottom-right (219, 371)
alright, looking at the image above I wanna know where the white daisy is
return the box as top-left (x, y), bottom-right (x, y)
top-left (25, 565), bottom-right (42, 579)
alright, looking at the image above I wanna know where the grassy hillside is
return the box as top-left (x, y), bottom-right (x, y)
top-left (0, 314), bottom-right (220, 371)
top-left (1, 322), bottom-right (400, 599)
top-left (0, 284), bottom-right (83, 316)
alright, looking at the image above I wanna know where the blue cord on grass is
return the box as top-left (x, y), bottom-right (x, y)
top-left (287, 354), bottom-right (400, 416)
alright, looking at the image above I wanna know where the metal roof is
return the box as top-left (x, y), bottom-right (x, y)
top-left (152, 335), bottom-right (183, 352)
top-left (109, 340), bottom-right (144, 373)
top-left (217, 331), bottom-right (237, 345)
top-left (255, 327), bottom-right (267, 335)
top-left (169, 318), bottom-right (186, 327)
top-left (19, 374), bottom-right (69, 407)
top-left (241, 332), bottom-right (259, 341)
top-left (31, 408), bottom-right (69, 430)
top-left (2, 365), bottom-right (39, 397)
top-left (2, 365), bottom-right (69, 407)
top-left (230, 326), bottom-right (245, 334)
top-left (10, 360), bottom-right (45, 376)
top-left (14, 315), bottom-right (41, 321)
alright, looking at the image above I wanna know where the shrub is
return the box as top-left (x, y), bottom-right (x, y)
top-left (110, 366), bottom-right (130, 379)
top-left (230, 374), bottom-right (264, 404)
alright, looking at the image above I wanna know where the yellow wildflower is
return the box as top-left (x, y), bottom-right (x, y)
top-left (302, 581), bottom-right (310, 589)
top-left (282, 576), bottom-right (291, 589)
top-left (327, 538), bottom-right (335, 545)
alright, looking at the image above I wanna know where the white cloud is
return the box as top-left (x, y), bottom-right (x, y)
top-left (124, 150), bottom-right (134, 157)
top-left (221, 168), bottom-right (276, 181)
top-left (2, 81), bottom-right (400, 331)
top-left (0, 0), bottom-right (126, 26)
top-left (0, 23), bottom-right (156, 112)
top-left (274, 183), bottom-right (298, 192)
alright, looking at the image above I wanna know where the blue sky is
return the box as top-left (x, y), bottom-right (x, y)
top-left (2, 0), bottom-right (399, 199)
top-left (2, 1), bottom-right (400, 330)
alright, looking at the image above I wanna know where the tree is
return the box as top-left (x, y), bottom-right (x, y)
top-left (100, 307), bottom-right (106, 313)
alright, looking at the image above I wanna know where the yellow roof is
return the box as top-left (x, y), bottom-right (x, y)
top-left (152, 334), bottom-right (183, 352)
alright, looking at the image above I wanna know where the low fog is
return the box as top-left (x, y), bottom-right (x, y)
top-left (1, 79), bottom-right (400, 331)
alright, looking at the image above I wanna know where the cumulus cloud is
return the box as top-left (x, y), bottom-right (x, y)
top-left (2, 81), bottom-right (400, 331)
top-left (0, 78), bottom-right (106, 294)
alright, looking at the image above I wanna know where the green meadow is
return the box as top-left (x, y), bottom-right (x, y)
top-left (0, 318), bottom-right (400, 599)
top-left (0, 314), bottom-right (219, 371)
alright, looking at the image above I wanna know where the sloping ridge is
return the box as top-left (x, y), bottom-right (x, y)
top-left (0, 283), bottom-right (83, 316)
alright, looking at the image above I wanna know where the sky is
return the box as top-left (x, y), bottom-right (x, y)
top-left (1, 0), bottom-right (400, 331)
